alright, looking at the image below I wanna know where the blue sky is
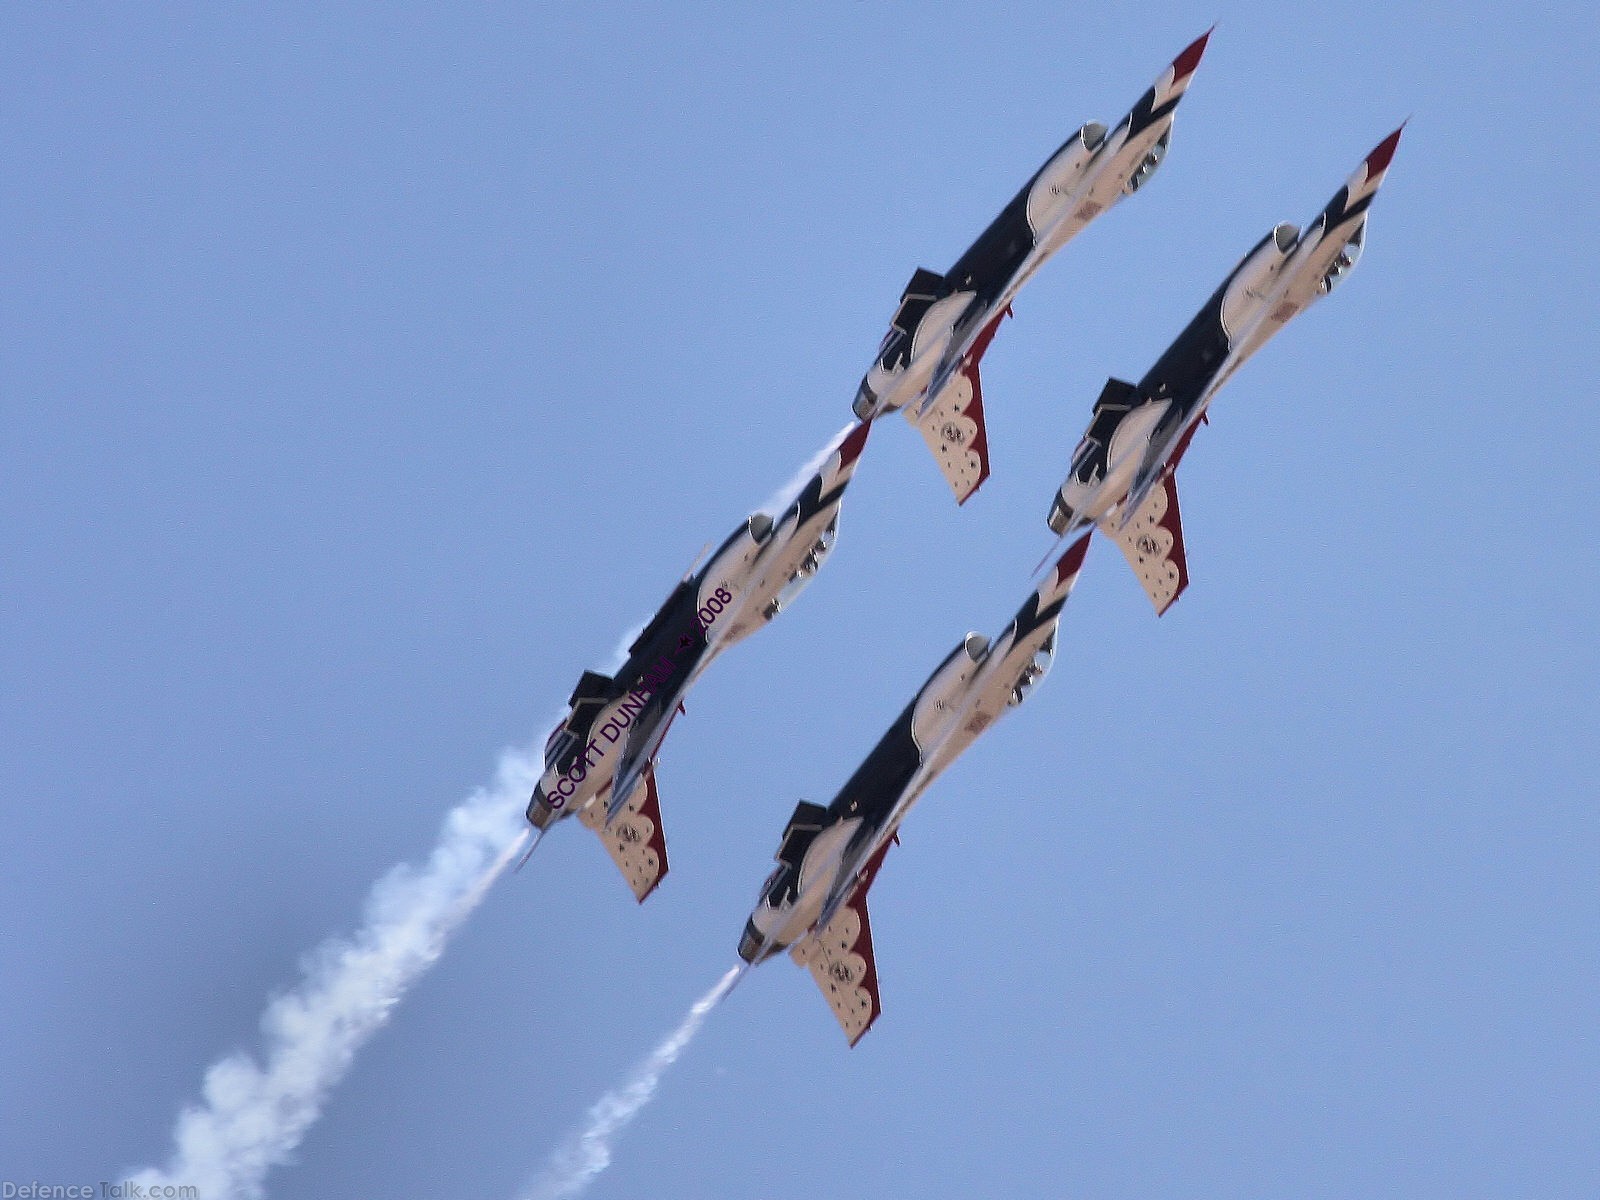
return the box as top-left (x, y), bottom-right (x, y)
top-left (3, 2), bottom-right (1597, 1198)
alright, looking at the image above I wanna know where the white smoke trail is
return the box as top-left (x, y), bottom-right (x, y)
top-left (129, 748), bottom-right (537, 1200)
top-left (759, 422), bottom-right (859, 516)
top-left (520, 966), bottom-right (741, 1200)
top-left (127, 576), bottom-right (697, 1199)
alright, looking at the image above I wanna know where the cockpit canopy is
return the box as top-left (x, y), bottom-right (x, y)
top-left (1318, 222), bottom-right (1365, 294)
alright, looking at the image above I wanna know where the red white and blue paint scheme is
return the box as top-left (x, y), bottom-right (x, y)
top-left (1047, 126), bottom-right (1405, 615)
top-left (524, 422), bottom-right (873, 901)
top-left (850, 32), bottom-right (1212, 504)
top-left (735, 535), bottom-right (1092, 1044)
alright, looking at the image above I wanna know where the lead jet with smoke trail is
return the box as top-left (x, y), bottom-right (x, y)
top-left (524, 422), bottom-right (873, 901)
top-left (1045, 126), bottom-right (1406, 615)
top-left (735, 534), bottom-right (1092, 1044)
top-left (850, 31), bottom-right (1212, 504)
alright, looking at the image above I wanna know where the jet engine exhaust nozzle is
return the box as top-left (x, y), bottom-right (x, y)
top-left (737, 920), bottom-right (779, 965)
top-left (1047, 496), bottom-right (1075, 536)
top-left (526, 791), bottom-right (561, 831)
top-left (851, 381), bottom-right (879, 421)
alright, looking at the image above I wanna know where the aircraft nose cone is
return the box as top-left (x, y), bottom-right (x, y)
top-left (836, 419), bottom-right (872, 468)
top-left (1364, 123), bottom-right (1406, 178)
top-left (1054, 532), bottom-right (1094, 584)
top-left (1170, 27), bottom-right (1213, 83)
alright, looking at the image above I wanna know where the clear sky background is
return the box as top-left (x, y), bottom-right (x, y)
top-left (4, 2), bottom-right (1597, 1198)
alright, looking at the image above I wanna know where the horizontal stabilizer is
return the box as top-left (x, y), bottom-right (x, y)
top-left (579, 765), bottom-right (669, 902)
top-left (1106, 471), bottom-right (1188, 615)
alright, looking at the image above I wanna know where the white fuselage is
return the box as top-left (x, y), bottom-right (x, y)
top-left (1056, 398), bottom-right (1177, 527)
top-left (707, 498), bottom-right (841, 651)
top-left (1055, 215), bottom-right (1356, 531)
top-left (533, 518), bottom-right (794, 826)
top-left (534, 430), bottom-right (866, 830)
top-left (858, 111), bottom-right (1179, 423)
top-left (533, 691), bottom-right (645, 821)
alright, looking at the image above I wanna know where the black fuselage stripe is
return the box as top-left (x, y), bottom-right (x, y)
top-left (1016, 594), bottom-right (1066, 641)
top-left (1128, 94), bottom-right (1180, 137)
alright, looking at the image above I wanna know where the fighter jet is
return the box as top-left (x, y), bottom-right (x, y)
top-left (850, 31), bottom-right (1212, 504)
top-left (736, 534), bottom-right (1093, 1044)
top-left (1046, 125), bottom-right (1405, 615)
top-left (525, 422), bottom-right (873, 901)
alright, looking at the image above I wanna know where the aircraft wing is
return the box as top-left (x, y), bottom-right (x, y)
top-left (608, 682), bottom-right (690, 821)
top-left (578, 764), bottom-right (669, 902)
top-left (791, 838), bottom-right (894, 1046)
top-left (908, 359), bottom-right (990, 504)
top-left (1118, 372), bottom-right (1222, 530)
top-left (1104, 470), bottom-right (1188, 615)
top-left (909, 307), bottom-right (1011, 502)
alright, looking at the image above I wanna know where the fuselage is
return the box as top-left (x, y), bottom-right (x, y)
top-left (1048, 127), bottom-right (1402, 536)
top-left (525, 576), bottom-right (715, 830)
top-left (525, 423), bottom-right (871, 831)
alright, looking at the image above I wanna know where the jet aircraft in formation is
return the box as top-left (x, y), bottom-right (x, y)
top-left (523, 422), bottom-right (870, 900)
top-left (852, 31), bottom-right (1212, 504)
top-left (1047, 127), bottom-right (1406, 614)
top-left (736, 535), bottom-right (1092, 1044)
top-left (524, 31), bottom-right (1403, 1043)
